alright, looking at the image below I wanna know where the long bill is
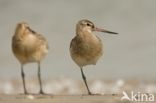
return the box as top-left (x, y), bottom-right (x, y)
top-left (94, 27), bottom-right (118, 34)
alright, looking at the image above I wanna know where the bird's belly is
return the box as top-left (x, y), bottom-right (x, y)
top-left (14, 49), bottom-right (47, 64)
top-left (71, 43), bottom-right (103, 67)
top-left (13, 40), bottom-right (48, 64)
top-left (72, 54), bottom-right (102, 67)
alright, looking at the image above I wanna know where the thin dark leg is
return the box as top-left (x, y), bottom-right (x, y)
top-left (21, 65), bottom-right (28, 94)
top-left (80, 67), bottom-right (92, 95)
top-left (38, 62), bottom-right (44, 94)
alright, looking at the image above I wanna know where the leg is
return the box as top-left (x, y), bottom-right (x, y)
top-left (80, 67), bottom-right (92, 95)
top-left (21, 65), bottom-right (28, 94)
top-left (38, 62), bottom-right (44, 94)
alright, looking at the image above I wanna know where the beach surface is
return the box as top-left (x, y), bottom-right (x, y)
top-left (0, 94), bottom-right (134, 103)
top-left (0, 79), bottom-right (156, 103)
top-left (0, 94), bottom-right (155, 103)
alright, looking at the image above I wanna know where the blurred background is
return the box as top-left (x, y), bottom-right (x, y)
top-left (0, 0), bottom-right (156, 94)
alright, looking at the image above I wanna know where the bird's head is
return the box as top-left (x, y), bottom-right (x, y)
top-left (15, 22), bottom-right (36, 35)
top-left (76, 19), bottom-right (118, 35)
top-left (15, 22), bottom-right (30, 35)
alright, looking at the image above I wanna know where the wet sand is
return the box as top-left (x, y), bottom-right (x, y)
top-left (0, 79), bottom-right (155, 103)
top-left (0, 94), bottom-right (124, 103)
top-left (0, 94), bottom-right (155, 103)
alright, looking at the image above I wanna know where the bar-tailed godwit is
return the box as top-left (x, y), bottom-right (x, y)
top-left (70, 19), bottom-right (118, 95)
top-left (12, 22), bottom-right (49, 94)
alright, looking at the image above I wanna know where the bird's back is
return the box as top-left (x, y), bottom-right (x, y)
top-left (12, 29), bottom-right (48, 64)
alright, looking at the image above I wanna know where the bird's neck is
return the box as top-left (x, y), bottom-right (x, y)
top-left (76, 28), bottom-right (92, 38)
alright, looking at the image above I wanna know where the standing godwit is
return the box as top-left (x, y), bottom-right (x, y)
top-left (70, 19), bottom-right (118, 95)
top-left (12, 22), bottom-right (49, 94)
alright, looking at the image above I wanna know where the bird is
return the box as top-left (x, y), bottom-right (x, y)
top-left (12, 22), bottom-right (49, 94)
top-left (70, 19), bottom-right (118, 95)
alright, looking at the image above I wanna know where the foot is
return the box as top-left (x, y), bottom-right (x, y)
top-left (24, 90), bottom-right (29, 95)
top-left (88, 91), bottom-right (92, 95)
top-left (39, 90), bottom-right (45, 94)
top-left (88, 92), bottom-right (104, 95)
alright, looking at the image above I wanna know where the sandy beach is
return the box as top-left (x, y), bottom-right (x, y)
top-left (0, 94), bottom-right (155, 103)
top-left (0, 79), bottom-right (155, 103)
top-left (0, 94), bottom-right (131, 103)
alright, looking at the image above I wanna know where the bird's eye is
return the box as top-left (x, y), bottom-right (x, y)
top-left (86, 23), bottom-right (91, 26)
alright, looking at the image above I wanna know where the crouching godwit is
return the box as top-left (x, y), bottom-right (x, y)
top-left (70, 19), bottom-right (118, 95)
top-left (12, 22), bottom-right (49, 94)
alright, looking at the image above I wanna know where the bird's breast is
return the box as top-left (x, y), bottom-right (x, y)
top-left (70, 35), bottom-right (103, 67)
